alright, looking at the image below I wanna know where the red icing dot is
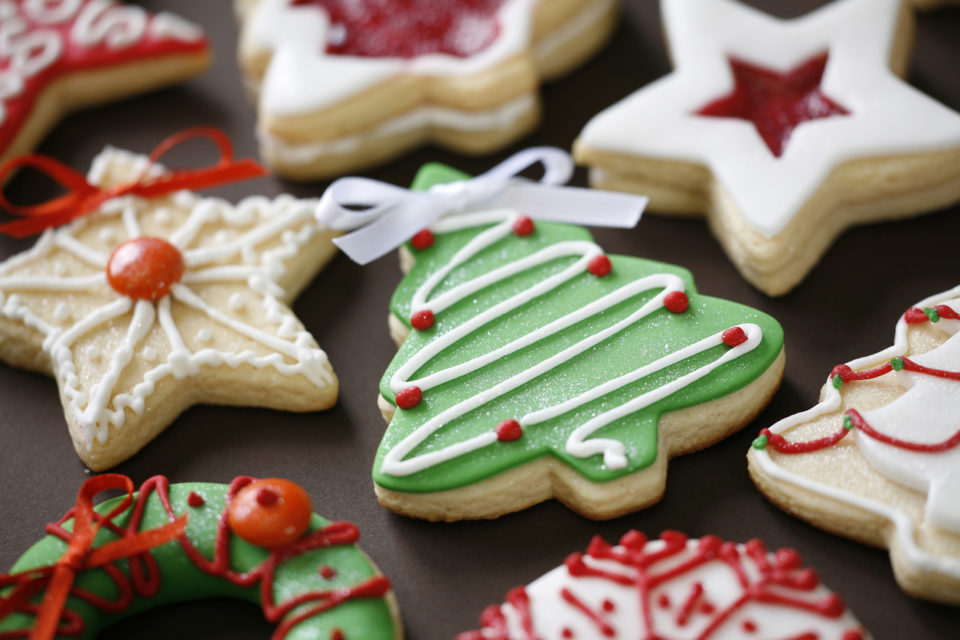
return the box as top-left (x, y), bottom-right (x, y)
top-left (295, 0), bottom-right (506, 59)
top-left (320, 565), bottom-right (338, 579)
top-left (775, 547), bottom-right (803, 570)
top-left (742, 619), bottom-right (757, 633)
top-left (106, 237), bottom-right (184, 300)
top-left (696, 53), bottom-right (849, 158)
top-left (587, 255), bottom-right (612, 277)
top-left (411, 309), bottom-right (435, 330)
top-left (396, 386), bottom-right (422, 409)
top-left (663, 291), bottom-right (689, 314)
top-left (512, 215), bottom-right (535, 236)
top-left (256, 488), bottom-right (280, 507)
top-left (904, 306), bottom-right (930, 324)
top-left (700, 602), bottom-right (715, 615)
top-left (722, 326), bottom-right (748, 347)
top-left (330, 629), bottom-right (345, 640)
top-left (562, 629), bottom-right (574, 639)
top-left (187, 492), bottom-right (205, 508)
top-left (602, 599), bottom-right (615, 612)
top-left (410, 229), bottom-right (435, 250)
top-left (657, 593), bottom-right (670, 609)
top-left (495, 419), bottom-right (522, 442)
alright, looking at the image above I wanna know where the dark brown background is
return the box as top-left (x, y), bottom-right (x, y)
top-left (1, 1), bottom-right (959, 637)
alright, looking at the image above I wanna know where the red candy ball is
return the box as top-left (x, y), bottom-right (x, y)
top-left (587, 255), bottom-right (612, 277)
top-left (410, 229), bottom-right (435, 250)
top-left (512, 216), bottom-right (535, 236)
top-left (106, 237), bottom-right (185, 300)
top-left (396, 386), bottom-right (422, 409)
top-left (495, 419), bottom-right (522, 442)
top-left (411, 310), bottom-right (435, 330)
top-left (722, 326), bottom-right (748, 347)
top-left (228, 478), bottom-right (313, 548)
top-left (663, 291), bottom-right (689, 314)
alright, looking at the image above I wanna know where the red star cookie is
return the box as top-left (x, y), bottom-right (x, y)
top-left (0, 0), bottom-right (210, 166)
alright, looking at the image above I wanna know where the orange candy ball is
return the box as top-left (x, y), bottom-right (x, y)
top-left (227, 478), bottom-right (313, 548)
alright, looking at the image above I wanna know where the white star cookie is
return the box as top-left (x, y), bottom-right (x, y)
top-left (574, 0), bottom-right (960, 296)
top-left (236, 0), bottom-right (618, 179)
top-left (0, 147), bottom-right (340, 470)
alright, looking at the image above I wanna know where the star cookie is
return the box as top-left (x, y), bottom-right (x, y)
top-left (574, 0), bottom-right (960, 296)
top-left (236, 0), bottom-right (618, 179)
top-left (0, 146), bottom-right (340, 470)
top-left (0, 0), bottom-right (210, 166)
top-left (749, 286), bottom-right (960, 604)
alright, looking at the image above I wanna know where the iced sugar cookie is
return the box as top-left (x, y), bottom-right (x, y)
top-left (0, 474), bottom-right (401, 639)
top-left (574, 0), bottom-right (960, 296)
top-left (457, 530), bottom-right (868, 640)
top-left (0, 0), bottom-right (209, 168)
top-left (367, 160), bottom-right (784, 521)
top-left (236, 0), bottom-right (618, 179)
top-left (749, 286), bottom-right (960, 604)
top-left (0, 131), bottom-right (340, 470)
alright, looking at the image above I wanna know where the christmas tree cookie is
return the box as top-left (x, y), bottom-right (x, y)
top-left (749, 286), bottom-right (960, 604)
top-left (372, 162), bottom-right (785, 521)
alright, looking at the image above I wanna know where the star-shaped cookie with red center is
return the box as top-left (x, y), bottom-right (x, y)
top-left (0, 146), bottom-right (340, 470)
top-left (0, 0), bottom-right (210, 166)
top-left (574, 0), bottom-right (960, 296)
top-left (236, 0), bottom-right (618, 179)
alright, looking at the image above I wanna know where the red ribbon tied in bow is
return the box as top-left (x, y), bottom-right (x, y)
top-left (0, 127), bottom-right (268, 238)
top-left (0, 474), bottom-right (187, 640)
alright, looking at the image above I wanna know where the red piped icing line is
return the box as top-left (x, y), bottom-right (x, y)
top-left (457, 531), bottom-right (855, 640)
top-left (761, 356), bottom-right (960, 455)
top-left (0, 475), bottom-right (391, 640)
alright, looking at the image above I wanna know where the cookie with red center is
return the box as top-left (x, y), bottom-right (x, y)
top-left (458, 530), bottom-right (868, 640)
top-left (0, 1), bottom-right (209, 168)
top-left (574, 0), bottom-right (960, 296)
top-left (236, 0), bottom-right (618, 179)
top-left (0, 143), bottom-right (342, 470)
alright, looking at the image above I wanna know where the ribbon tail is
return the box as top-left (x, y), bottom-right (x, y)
top-left (332, 200), bottom-right (447, 265)
top-left (492, 183), bottom-right (647, 228)
top-left (29, 565), bottom-right (75, 640)
top-left (85, 516), bottom-right (187, 568)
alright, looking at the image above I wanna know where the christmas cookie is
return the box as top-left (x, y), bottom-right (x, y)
top-left (0, 0), bottom-right (210, 168)
top-left (0, 131), bottom-right (340, 470)
top-left (0, 474), bottom-right (401, 639)
top-left (573, 0), bottom-right (960, 296)
top-left (236, 0), bottom-right (617, 179)
top-left (748, 286), bottom-right (960, 604)
top-left (457, 530), bottom-right (868, 640)
top-left (368, 161), bottom-right (784, 521)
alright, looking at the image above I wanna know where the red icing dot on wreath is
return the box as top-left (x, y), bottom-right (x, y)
top-left (696, 53), bottom-right (849, 158)
top-left (495, 419), bottom-right (522, 442)
top-left (411, 309), bottom-right (435, 330)
top-left (106, 237), bottom-right (185, 300)
top-left (320, 565), bottom-right (338, 579)
top-left (396, 386), bottom-right (423, 409)
top-left (187, 492), bottom-right (205, 508)
top-left (663, 291), bottom-right (689, 314)
top-left (330, 629), bottom-right (345, 640)
top-left (410, 229), bottom-right (435, 250)
top-left (256, 488), bottom-right (280, 507)
top-left (512, 215), bottom-right (535, 236)
top-left (228, 478), bottom-right (313, 548)
top-left (743, 620), bottom-right (757, 633)
top-left (587, 255), bottom-right (612, 277)
top-left (722, 326), bottom-right (748, 347)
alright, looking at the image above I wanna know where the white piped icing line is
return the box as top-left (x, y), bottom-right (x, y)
top-left (381, 209), bottom-right (762, 477)
top-left (0, 147), bottom-right (333, 448)
top-left (753, 284), bottom-right (960, 579)
top-left (577, 0), bottom-right (960, 238)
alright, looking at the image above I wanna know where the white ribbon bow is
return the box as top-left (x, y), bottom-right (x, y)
top-left (315, 147), bottom-right (648, 265)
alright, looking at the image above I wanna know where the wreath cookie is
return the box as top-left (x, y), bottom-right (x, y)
top-left (457, 530), bottom-right (868, 640)
top-left (370, 161), bottom-right (785, 521)
top-left (749, 286), bottom-right (960, 604)
top-left (0, 0), bottom-right (210, 167)
top-left (574, 0), bottom-right (960, 296)
top-left (236, 0), bottom-right (618, 179)
top-left (0, 131), bottom-right (340, 470)
top-left (0, 474), bottom-right (401, 639)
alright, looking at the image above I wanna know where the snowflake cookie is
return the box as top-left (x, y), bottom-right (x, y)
top-left (0, 145), bottom-right (340, 470)
top-left (749, 286), bottom-right (960, 604)
top-left (236, 0), bottom-right (618, 179)
top-left (457, 530), bottom-right (868, 640)
top-left (574, 0), bottom-right (960, 296)
top-left (0, 0), bottom-right (210, 166)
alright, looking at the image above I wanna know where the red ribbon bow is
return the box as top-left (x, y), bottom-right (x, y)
top-left (0, 127), bottom-right (268, 238)
top-left (0, 474), bottom-right (187, 640)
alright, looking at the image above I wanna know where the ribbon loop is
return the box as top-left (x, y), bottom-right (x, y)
top-left (314, 147), bottom-right (647, 266)
top-left (0, 128), bottom-right (267, 239)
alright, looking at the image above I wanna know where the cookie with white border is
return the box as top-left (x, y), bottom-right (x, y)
top-left (457, 530), bottom-right (869, 640)
top-left (0, 0), bottom-right (210, 168)
top-left (749, 285), bottom-right (960, 604)
top-left (574, 0), bottom-right (960, 296)
top-left (0, 144), bottom-right (340, 470)
top-left (236, 0), bottom-right (618, 179)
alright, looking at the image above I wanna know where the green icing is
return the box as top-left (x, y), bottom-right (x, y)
top-left (0, 482), bottom-right (395, 640)
top-left (373, 163), bottom-right (784, 493)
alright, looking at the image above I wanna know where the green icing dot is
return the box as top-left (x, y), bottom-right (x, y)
top-left (924, 307), bottom-right (941, 323)
top-left (843, 414), bottom-right (854, 430)
top-left (890, 357), bottom-right (904, 371)
top-left (752, 434), bottom-right (768, 450)
top-left (832, 374), bottom-right (844, 389)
